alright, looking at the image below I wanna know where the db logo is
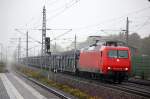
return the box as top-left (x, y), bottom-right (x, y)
top-left (117, 59), bottom-right (120, 62)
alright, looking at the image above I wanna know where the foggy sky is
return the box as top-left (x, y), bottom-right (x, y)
top-left (0, 0), bottom-right (150, 56)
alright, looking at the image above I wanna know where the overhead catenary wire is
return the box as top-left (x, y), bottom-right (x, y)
top-left (25, 2), bottom-right (150, 36)
top-left (46, 0), bottom-right (80, 21)
top-left (25, 0), bottom-right (56, 29)
top-left (30, 1), bottom-right (150, 41)
top-left (47, 0), bottom-right (59, 6)
top-left (31, 0), bottom-right (80, 29)
top-left (15, 29), bottom-right (42, 44)
top-left (135, 17), bottom-right (150, 31)
top-left (14, 1), bottom-right (150, 54)
top-left (71, 6), bottom-right (150, 31)
top-left (21, 45), bottom-right (40, 51)
top-left (50, 29), bottom-right (72, 41)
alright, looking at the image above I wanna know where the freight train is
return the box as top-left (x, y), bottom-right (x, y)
top-left (22, 40), bottom-right (131, 83)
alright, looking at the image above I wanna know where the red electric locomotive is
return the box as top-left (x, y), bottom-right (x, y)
top-left (24, 40), bottom-right (131, 83)
top-left (79, 41), bottom-right (131, 83)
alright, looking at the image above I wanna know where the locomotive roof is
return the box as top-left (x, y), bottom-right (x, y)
top-left (103, 46), bottom-right (129, 50)
top-left (81, 40), bottom-right (128, 51)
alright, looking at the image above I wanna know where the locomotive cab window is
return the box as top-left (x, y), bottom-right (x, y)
top-left (108, 50), bottom-right (117, 58)
top-left (108, 50), bottom-right (128, 58)
top-left (118, 50), bottom-right (128, 58)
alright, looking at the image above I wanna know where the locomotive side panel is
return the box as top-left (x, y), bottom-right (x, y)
top-left (79, 51), bottom-right (101, 73)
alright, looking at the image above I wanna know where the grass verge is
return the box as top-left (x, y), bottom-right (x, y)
top-left (16, 66), bottom-right (102, 99)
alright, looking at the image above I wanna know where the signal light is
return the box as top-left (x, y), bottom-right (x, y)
top-left (108, 67), bottom-right (111, 70)
top-left (45, 37), bottom-right (50, 44)
top-left (125, 68), bottom-right (128, 71)
top-left (45, 37), bottom-right (50, 53)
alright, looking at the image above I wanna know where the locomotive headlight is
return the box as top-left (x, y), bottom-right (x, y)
top-left (108, 67), bottom-right (111, 70)
top-left (125, 68), bottom-right (128, 71)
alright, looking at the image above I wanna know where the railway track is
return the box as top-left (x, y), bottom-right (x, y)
top-left (88, 79), bottom-right (150, 98)
top-left (54, 69), bottom-right (150, 99)
top-left (17, 65), bottom-right (150, 99)
top-left (89, 77), bottom-right (150, 98)
top-left (122, 82), bottom-right (150, 92)
top-left (15, 71), bottom-right (73, 99)
top-left (109, 83), bottom-right (150, 98)
top-left (56, 72), bottom-right (150, 99)
top-left (128, 79), bottom-right (150, 86)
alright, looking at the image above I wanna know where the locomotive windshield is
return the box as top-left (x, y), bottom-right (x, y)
top-left (108, 50), bottom-right (117, 58)
top-left (118, 50), bottom-right (128, 58)
top-left (108, 50), bottom-right (128, 58)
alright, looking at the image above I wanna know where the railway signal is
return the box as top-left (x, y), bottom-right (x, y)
top-left (45, 37), bottom-right (50, 53)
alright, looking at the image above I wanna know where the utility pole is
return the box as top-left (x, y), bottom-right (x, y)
top-left (18, 38), bottom-right (21, 62)
top-left (126, 17), bottom-right (129, 46)
top-left (54, 42), bottom-right (56, 52)
top-left (42, 6), bottom-right (46, 55)
top-left (41, 6), bottom-right (47, 69)
top-left (5, 47), bottom-right (7, 63)
top-left (74, 34), bottom-right (77, 52)
top-left (74, 34), bottom-right (77, 71)
top-left (26, 31), bottom-right (28, 66)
